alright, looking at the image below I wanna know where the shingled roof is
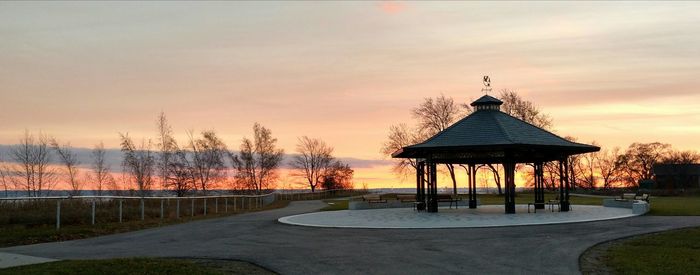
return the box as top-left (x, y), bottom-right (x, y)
top-left (392, 95), bottom-right (599, 161)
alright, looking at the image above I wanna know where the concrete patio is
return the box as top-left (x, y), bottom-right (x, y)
top-left (278, 204), bottom-right (641, 228)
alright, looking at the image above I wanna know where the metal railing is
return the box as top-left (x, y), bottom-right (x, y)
top-left (0, 193), bottom-right (276, 230)
top-left (276, 188), bottom-right (369, 201)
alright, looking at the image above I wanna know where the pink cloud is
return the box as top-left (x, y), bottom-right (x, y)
top-left (378, 1), bottom-right (406, 14)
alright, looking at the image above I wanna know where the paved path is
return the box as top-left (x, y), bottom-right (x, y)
top-left (2, 201), bottom-right (700, 274)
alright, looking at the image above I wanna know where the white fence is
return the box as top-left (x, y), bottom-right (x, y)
top-left (0, 193), bottom-right (276, 230)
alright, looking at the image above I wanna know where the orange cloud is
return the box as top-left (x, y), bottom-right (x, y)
top-left (379, 1), bottom-right (406, 14)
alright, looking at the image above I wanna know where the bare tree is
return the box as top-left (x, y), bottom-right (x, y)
top-left (165, 149), bottom-right (196, 197)
top-left (156, 112), bottom-right (177, 191)
top-left (577, 142), bottom-right (601, 190)
top-left (51, 138), bottom-right (83, 196)
top-left (291, 136), bottom-right (334, 192)
top-left (230, 123), bottom-right (284, 194)
top-left (188, 130), bottom-right (227, 195)
top-left (617, 142), bottom-right (671, 186)
top-left (119, 133), bottom-right (155, 197)
top-left (499, 89), bottom-right (552, 129)
top-left (411, 95), bottom-right (468, 195)
top-left (598, 147), bottom-right (623, 189)
top-left (0, 163), bottom-right (9, 197)
top-left (9, 131), bottom-right (56, 197)
top-left (662, 150), bottom-right (700, 164)
top-left (380, 123), bottom-right (428, 178)
top-left (321, 161), bottom-right (354, 190)
top-left (89, 142), bottom-right (114, 196)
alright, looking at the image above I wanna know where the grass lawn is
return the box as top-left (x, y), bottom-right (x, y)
top-left (320, 199), bottom-right (349, 211)
top-left (647, 196), bottom-right (700, 216)
top-left (0, 258), bottom-right (275, 275)
top-left (602, 226), bottom-right (700, 274)
top-left (0, 200), bottom-right (289, 248)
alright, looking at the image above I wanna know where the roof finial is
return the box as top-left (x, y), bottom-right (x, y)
top-left (482, 75), bottom-right (492, 95)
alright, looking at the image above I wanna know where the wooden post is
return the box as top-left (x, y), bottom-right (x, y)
top-left (56, 200), bottom-right (61, 230)
top-left (140, 199), bottom-right (145, 221)
top-left (233, 197), bottom-right (237, 212)
top-left (203, 199), bottom-right (207, 216)
top-left (191, 199), bottom-right (194, 217)
top-left (160, 199), bottom-right (164, 220)
top-left (215, 198), bottom-right (218, 213)
top-left (176, 199), bottom-right (180, 219)
top-left (118, 199), bottom-right (123, 223)
top-left (91, 200), bottom-right (96, 225)
top-left (224, 198), bottom-right (228, 213)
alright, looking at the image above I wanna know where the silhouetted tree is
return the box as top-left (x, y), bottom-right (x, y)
top-left (230, 123), bottom-right (284, 194)
top-left (89, 142), bottom-right (114, 196)
top-left (617, 142), bottom-right (671, 187)
top-left (51, 138), bottom-right (83, 196)
top-left (291, 136), bottom-right (334, 192)
top-left (321, 161), bottom-right (354, 190)
top-left (598, 147), bottom-right (623, 189)
top-left (411, 94), bottom-right (468, 195)
top-left (9, 131), bottom-right (56, 197)
top-left (165, 149), bottom-right (196, 197)
top-left (156, 112), bottom-right (177, 191)
top-left (662, 150), bottom-right (700, 164)
top-left (188, 130), bottom-right (227, 195)
top-left (380, 123), bottom-right (427, 178)
top-left (119, 134), bottom-right (155, 197)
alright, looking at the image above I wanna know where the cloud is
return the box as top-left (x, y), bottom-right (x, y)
top-left (378, 1), bottom-right (406, 14)
top-left (0, 145), bottom-right (393, 170)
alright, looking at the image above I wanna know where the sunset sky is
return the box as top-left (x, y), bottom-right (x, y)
top-left (1, 1), bottom-right (700, 189)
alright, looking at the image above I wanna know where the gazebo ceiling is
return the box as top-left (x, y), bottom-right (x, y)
top-left (392, 95), bottom-right (600, 163)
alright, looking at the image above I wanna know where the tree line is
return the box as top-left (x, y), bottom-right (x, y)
top-left (382, 90), bottom-right (699, 193)
top-left (0, 113), bottom-right (353, 197)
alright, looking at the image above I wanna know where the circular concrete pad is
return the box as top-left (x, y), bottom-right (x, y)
top-left (278, 205), bottom-right (640, 228)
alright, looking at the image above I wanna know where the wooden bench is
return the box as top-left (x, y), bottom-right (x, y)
top-left (362, 194), bottom-right (387, 203)
top-left (396, 194), bottom-right (416, 203)
top-left (436, 194), bottom-right (462, 209)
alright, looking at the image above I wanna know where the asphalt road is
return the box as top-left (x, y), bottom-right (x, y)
top-left (3, 201), bottom-right (700, 275)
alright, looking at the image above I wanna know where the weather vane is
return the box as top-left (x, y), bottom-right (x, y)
top-left (482, 75), bottom-right (492, 94)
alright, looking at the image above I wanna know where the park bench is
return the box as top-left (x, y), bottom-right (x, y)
top-left (616, 193), bottom-right (637, 201)
top-left (436, 194), bottom-right (462, 209)
top-left (362, 194), bottom-right (387, 203)
top-left (634, 193), bottom-right (650, 202)
top-left (527, 202), bottom-right (546, 213)
top-left (396, 194), bottom-right (416, 203)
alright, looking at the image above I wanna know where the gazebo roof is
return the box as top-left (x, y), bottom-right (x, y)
top-left (392, 95), bottom-right (599, 162)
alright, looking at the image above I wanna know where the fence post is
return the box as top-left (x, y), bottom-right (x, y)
top-left (91, 200), bottom-right (96, 225)
top-left (224, 198), bottom-right (228, 213)
top-left (160, 199), bottom-right (164, 220)
top-left (176, 199), bottom-right (180, 219)
top-left (233, 197), bottom-right (237, 212)
top-left (56, 200), bottom-right (61, 230)
top-left (119, 199), bottom-right (122, 223)
top-left (215, 198), bottom-right (218, 214)
top-left (191, 199), bottom-right (194, 217)
top-left (203, 199), bottom-right (207, 216)
top-left (140, 199), bottom-right (145, 221)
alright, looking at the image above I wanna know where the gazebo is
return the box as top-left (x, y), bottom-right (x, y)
top-left (392, 94), bottom-right (599, 214)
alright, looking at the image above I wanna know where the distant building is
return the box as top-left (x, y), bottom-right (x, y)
top-left (653, 164), bottom-right (700, 189)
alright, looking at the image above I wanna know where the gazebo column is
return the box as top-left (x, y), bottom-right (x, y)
top-left (504, 162), bottom-right (516, 214)
top-left (558, 158), bottom-right (571, 212)
top-left (427, 162), bottom-right (438, 213)
top-left (468, 164), bottom-right (477, 208)
top-left (416, 161), bottom-right (426, 211)
top-left (534, 162), bottom-right (545, 209)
